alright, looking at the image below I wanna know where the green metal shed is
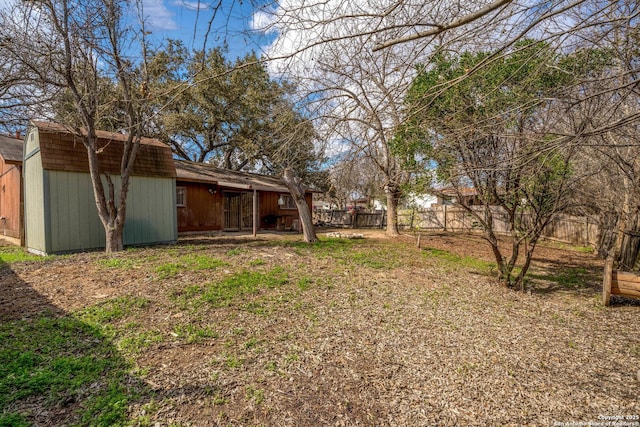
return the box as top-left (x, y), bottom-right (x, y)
top-left (23, 121), bottom-right (177, 254)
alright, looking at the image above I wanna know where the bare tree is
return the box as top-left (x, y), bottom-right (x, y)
top-left (255, 1), bottom-right (437, 236)
top-left (328, 157), bottom-right (384, 209)
top-left (252, 0), bottom-right (639, 240)
top-left (563, 2), bottom-right (640, 263)
top-left (0, 0), bottom-right (151, 253)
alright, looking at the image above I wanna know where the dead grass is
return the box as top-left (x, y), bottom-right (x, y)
top-left (1, 230), bottom-right (639, 426)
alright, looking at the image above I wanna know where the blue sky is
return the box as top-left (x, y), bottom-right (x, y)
top-left (141, 0), bottom-right (274, 59)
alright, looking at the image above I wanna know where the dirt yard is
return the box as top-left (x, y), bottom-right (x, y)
top-left (1, 230), bottom-right (639, 426)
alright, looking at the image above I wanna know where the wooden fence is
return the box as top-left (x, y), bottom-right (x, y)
top-left (315, 210), bottom-right (386, 229)
top-left (314, 206), bottom-right (599, 247)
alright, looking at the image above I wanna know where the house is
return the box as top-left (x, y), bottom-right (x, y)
top-left (23, 121), bottom-right (177, 255)
top-left (0, 134), bottom-right (24, 245)
top-left (174, 160), bottom-right (314, 233)
top-left (348, 197), bottom-right (370, 211)
top-left (435, 187), bottom-right (483, 206)
top-left (312, 199), bottom-right (332, 211)
top-left (406, 193), bottom-right (438, 209)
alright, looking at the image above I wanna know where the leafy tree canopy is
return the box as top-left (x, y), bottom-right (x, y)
top-left (395, 40), bottom-right (584, 288)
top-left (145, 41), bottom-right (322, 177)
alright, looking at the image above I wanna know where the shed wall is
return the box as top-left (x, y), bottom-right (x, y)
top-left (0, 159), bottom-right (21, 240)
top-left (47, 170), bottom-right (104, 252)
top-left (23, 135), bottom-right (46, 253)
top-left (46, 171), bottom-right (177, 253)
top-left (124, 176), bottom-right (177, 245)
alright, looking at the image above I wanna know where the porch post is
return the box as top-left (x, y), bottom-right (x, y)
top-left (252, 189), bottom-right (258, 237)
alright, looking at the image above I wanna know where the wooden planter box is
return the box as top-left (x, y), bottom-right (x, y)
top-left (602, 257), bottom-right (640, 305)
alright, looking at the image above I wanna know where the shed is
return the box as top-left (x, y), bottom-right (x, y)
top-left (23, 121), bottom-right (177, 254)
top-left (174, 160), bottom-right (314, 233)
top-left (0, 134), bottom-right (24, 245)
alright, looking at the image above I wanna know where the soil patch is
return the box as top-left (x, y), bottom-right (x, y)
top-left (2, 230), bottom-right (638, 426)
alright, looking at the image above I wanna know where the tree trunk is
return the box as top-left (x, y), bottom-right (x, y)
top-left (90, 172), bottom-right (127, 254)
top-left (514, 237), bottom-right (538, 291)
top-left (283, 169), bottom-right (318, 243)
top-left (384, 182), bottom-right (400, 236)
top-left (83, 134), bottom-right (122, 253)
top-left (105, 223), bottom-right (124, 253)
top-left (85, 133), bottom-right (133, 254)
top-left (486, 229), bottom-right (509, 286)
top-left (614, 177), bottom-right (631, 262)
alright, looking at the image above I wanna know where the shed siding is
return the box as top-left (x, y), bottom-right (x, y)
top-left (48, 170), bottom-right (104, 252)
top-left (124, 176), bottom-right (177, 245)
top-left (25, 131), bottom-right (38, 157)
top-left (24, 150), bottom-right (46, 253)
top-left (46, 171), bottom-right (177, 253)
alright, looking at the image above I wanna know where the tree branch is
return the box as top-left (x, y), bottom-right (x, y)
top-left (372, 0), bottom-right (513, 52)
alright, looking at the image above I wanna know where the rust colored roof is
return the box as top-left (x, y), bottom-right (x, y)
top-left (440, 187), bottom-right (478, 197)
top-left (0, 134), bottom-right (24, 164)
top-left (31, 121), bottom-right (176, 178)
top-left (175, 160), bottom-right (292, 193)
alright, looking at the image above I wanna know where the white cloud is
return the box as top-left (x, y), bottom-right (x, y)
top-left (0, 0), bottom-right (16, 9)
top-left (250, 9), bottom-right (277, 35)
top-left (252, 0), bottom-right (600, 161)
top-left (251, 0), bottom-right (429, 134)
top-left (142, 0), bottom-right (178, 31)
top-left (176, 0), bottom-right (211, 11)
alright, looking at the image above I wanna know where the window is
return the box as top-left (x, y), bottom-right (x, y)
top-left (278, 194), bottom-right (297, 210)
top-left (176, 186), bottom-right (186, 207)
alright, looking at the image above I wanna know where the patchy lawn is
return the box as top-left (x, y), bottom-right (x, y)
top-left (1, 230), bottom-right (638, 426)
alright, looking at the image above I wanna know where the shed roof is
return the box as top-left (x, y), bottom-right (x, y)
top-left (30, 121), bottom-right (176, 178)
top-left (175, 160), bottom-right (294, 193)
top-left (0, 134), bottom-right (24, 164)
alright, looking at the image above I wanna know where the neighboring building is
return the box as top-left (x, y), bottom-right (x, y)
top-left (23, 121), bottom-right (177, 255)
top-left (406, 193), bottom-right (438, 209)
top-left (175, 160), bottom-right (314, 233)
top-left (348, 197), bottom-right (370, 211)
top-left (0, 134), bottom-right (24, 245)
top-left (346, 197), bottom-right (386, 212)
top-left (313, 199), bottom-right (332, 211)
top-left (436, 187), bottom-right (482, 206)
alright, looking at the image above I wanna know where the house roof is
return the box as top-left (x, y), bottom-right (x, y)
top-left (30, 121), bottom-right (176, 178)
top-left (0, 134), bottom-right (24, 164)
top-left (439, 187), bottom-right (478, 197)
top-left (175, 160), bottom-right (296, 193)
